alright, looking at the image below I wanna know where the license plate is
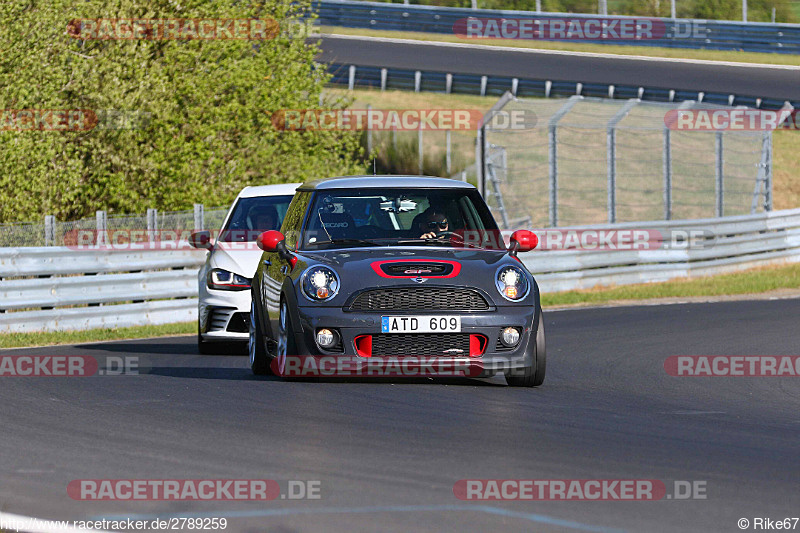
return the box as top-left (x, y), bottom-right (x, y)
top-left (381, 316), bottom-right (461, 333)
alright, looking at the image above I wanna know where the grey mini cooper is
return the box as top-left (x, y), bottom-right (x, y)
top-left (248, 176), bottom-right (545, 386)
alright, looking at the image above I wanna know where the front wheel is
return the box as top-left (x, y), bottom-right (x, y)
top-left (275, 300), bottom-right (298, 377)
top-left (249, 300), bottom-right (272, 375)
top-left (507, 309), bottom-right (546, 387)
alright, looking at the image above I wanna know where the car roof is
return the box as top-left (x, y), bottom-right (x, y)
top-left (298, 175), bottom-right (476, 191)
top-left (237, 183), bottom-right (301, 198)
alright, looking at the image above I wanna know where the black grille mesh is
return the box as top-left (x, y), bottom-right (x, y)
top-left (349, 287), bottom-right (489, 311)
top-left (226, 312), bottom-right (250, 333)
top-left (370, 333), bottom-right (472, 357)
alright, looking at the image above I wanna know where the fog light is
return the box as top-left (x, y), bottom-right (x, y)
top-left (500, 327), bottom-right (520, 347)
top-left (316, 328), bottom-right (337, 349)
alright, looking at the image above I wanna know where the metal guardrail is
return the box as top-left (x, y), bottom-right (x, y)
top-left (2, 209), bottom-right (800, 332)
top-left (326, 63), bottom-right (800, 110)
top-left (316, 0), bottom-right (800, 55)
top-left (0, 245), bottom-right (206, 333)
top-left (520, 208), bottom-right (800, 293)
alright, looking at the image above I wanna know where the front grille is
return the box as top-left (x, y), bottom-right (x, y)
top-left (208, 307), bottom-right (233, 332)
top-left (349, 287), bottom-right (490, 311)
top-left (383, 263), bottom-right (451, 276)
top-left (371, 333), bottom-right (472, 357)
top-left (226, 312), bottom-right (250, 333)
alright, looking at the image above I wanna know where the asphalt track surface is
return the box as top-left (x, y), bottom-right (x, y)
top-left (2, 298), bottom-right (800, 532)
top-left (317, 35), bottom-right (800, 102)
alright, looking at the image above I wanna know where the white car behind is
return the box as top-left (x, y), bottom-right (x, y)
top-left (190, 183), bottom-right (299, 353)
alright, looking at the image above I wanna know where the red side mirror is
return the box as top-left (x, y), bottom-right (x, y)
top-left (510, 230), bottom-right (538, 254)
top-left (257, 230), bottom-right (285, 252)
top-left (189, 230), bottom-right (213, 250)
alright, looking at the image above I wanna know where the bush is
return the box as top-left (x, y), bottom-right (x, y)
top-left (0, 0), bottom-right (366, 223)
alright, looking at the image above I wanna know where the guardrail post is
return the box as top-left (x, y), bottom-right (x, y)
top-left (380, 68), bottom-right (387, 91)
top-left (715, 132), bottom-right (724, 217)
top-left (44, 215), bottom-right (55, 246)
top-left (96, 210), bottom-right (107, 246)
top-left (414, 71), bottom-right (421, 92)
top-left (480, 76), bottom-right (487, 97)
top-left (147, 208), bottom-right (158, 245)
top-left (446, 73), bottom-right (452, 94)
top-left (348, 65), bottom-right (356, 91)
top-left (511, 78), bottom-right (518, 97)
top-left (193, 204), bottom-right (204, 231)
top-left (545, 81), bottom-right (552, 98)
top-left (606, 99), bottom-right (639, 224)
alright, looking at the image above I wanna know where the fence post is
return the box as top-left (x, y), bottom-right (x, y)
top-left (147, 208), bottom-right (158, 245)
top-left (715, 132), bottom-right (724, 217)
top-left (193, 204), bottom-right (204, 231)
top-left (606, 99), bottom-right (639, 224)
top-left (96, 210), bottom-right (107, 246)
top-left (547, 96), bottom-right (582, 227)
top-left (366, 103), bottom-right (373, 155)
top-left (663, 128), bottom-right (672, 220)
top-left (418, 125), bottom-right (423, 175)
top-left (765, 132), bottom-right (773, 211)
top-left (44, 215), bottom-right (55, 246)
top-left (446, 130), bottom-right (452, 175)
top-left (476, 127), bottom-right (485, 197)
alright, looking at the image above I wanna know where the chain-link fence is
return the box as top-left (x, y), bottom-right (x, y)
top-left (480, 94), bottom-right (777, 228)
top-left (0, 205), bottom-right (230, 248)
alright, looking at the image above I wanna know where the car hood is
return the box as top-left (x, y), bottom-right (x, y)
top-left (209, 241), bottom-right (264, 278)
top-left (297, 246), bottom-right (532, 305)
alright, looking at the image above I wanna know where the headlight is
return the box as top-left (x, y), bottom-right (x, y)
top-left (207, 268), bottom-right (251, 291)
top-left (495, 265), bottom-right (529, 301)
top-left (302, 266), bottom-right (340, 301)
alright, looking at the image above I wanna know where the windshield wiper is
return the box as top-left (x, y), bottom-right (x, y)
top-left (396, 237), bottom-right (482, 249)
top-left (310, 238), bottom-right (382, 247)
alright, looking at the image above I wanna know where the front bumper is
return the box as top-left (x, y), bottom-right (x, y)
top-left (289, 305), bottom-right (538, 375)
top-left (198, 288), bottom-right (252, 342)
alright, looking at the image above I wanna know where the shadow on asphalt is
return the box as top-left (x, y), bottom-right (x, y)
top-left (79, 341), bottom-right (246, 356)
top-left (141, 366), bottom-right (500, 386)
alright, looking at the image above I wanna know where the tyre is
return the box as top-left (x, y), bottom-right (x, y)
top-left (249, 299), bottom-right (272, 375)
top-left (507, 309), bottom-right (546, 387)
top-left (197, 324), bottom-right (214, 355)
top-left (275, 299), bottom-right (298, 377)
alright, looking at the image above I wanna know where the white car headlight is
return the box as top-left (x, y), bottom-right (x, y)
top-left (496, 265), bottom-right (529, 301)
top-left (302, 266), bottom-right (340, 301)
top-left (207, 268), bottom-right (251, 291)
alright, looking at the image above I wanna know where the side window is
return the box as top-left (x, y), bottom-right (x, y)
top-left (281, 191), bottom-right (311, 249)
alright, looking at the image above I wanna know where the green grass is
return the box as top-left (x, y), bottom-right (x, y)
top-left (542, 262), bottom-right (800, 307)
top-left (0, 322), bottom-right (195, 349)
top-left (322, 25), bottom-right (800, 66)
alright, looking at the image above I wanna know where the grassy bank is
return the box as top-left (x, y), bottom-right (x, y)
top-left (542, 262), bottom-right (800, 307)
top-left (0, 322), bottom-right (195, 350)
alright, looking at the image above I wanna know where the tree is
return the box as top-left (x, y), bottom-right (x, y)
top-left (0, 0), bottom-right (365, 222)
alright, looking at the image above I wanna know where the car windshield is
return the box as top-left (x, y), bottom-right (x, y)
top-left (218, 195), bottom-right (293, 242)
top-left (301, 188), bottom-right (503, 250)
